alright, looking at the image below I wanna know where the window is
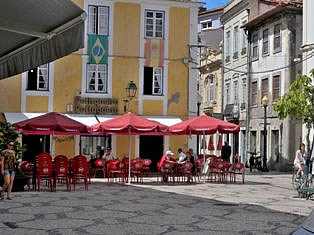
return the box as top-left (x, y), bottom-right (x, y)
top-left (86, 64), bottom-right (108, 93)
top-left (88, 6), bottom-right (109, 35)
top-left (233, 26), bottom-right (239, 59)
top-left (241, 78), bottom-right (246, 108)
top-left (262, 29), bottom-right (269, 55)
top-left (234, 81), bottom-right (238, 104)
top-left (144, 67), bottom-right (163, 95)
top-left (241, 21), bottom-right (247, 55)
top-left (226, 83), bottom-right (231, 104)
top-left (252, 33), bottom-right (258, 60)
top-left (80, 135), bottom-right (111, 158)
top-left (261, 78), bottom-right (268, 102)
top-left (226, 31), bottom-right (231, 62)
top-left (209, 75), bottom-right (215, 101)
top-left (272, 75), bottom-right (280, 102)
top-left (250, 131), bottom-right (257, 152)
top-left (274, 24), bottom-right (281, 52)
top-left (145, 10), bottom-right (164, 38)
top-left (27, 64), bottom-right (49, 91)
top-left (251, 81), bottom-right (257, 106)
top-left (201, 20), bottom-right (212, 30)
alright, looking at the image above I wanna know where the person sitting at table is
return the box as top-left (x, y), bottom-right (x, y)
top-left (177, 148), bottom-right (186, 164)
top-left (157, 150), bottom-right (176, 182)
top-left (189, 148), bottom-right (197, 160)
top-left (102, 147), bottom-right (115, 161)
top-left (186, 151), bottom-right (195, 174)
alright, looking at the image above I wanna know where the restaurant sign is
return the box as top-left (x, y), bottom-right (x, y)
top-left (74, 96), bottom-right (118, 114)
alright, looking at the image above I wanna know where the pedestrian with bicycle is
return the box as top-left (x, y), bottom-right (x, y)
top-left (294, 143), bottom-right (306, 177)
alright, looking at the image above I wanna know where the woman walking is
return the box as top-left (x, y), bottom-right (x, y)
top-left (0, 141), bottom-right (17, 200)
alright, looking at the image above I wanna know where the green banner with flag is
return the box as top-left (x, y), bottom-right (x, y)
top-left (88, 35), bottom-right (108, 64)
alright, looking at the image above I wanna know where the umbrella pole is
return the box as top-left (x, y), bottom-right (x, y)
top-left (128, 128), bottom-right (131, 185)
top-left (202, 132), bottom-right (206, 183)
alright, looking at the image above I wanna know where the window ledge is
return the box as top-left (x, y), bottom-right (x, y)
top-left (80, 92), bottom-right (111, 98)
top-left (142, 95), bottom-right (164, 100)
top-left (273, 48), bottom-right (282, 54)
top-left (25, 90), bottom-right (50, 96)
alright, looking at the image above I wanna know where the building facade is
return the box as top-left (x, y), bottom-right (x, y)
top-left (221, 0), bottom-right (249, 162)
top-left (0, 0), bottom-right (201, 170)
top-left (302, 0), bottom-right (314, 147)
top-left (198, 7), bottom-right (223, 153)
top-left (244, 0), bottom-right (303, 169)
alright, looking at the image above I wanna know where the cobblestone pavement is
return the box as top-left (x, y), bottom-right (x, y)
top-left (0, 174), bottom-right (311, 235)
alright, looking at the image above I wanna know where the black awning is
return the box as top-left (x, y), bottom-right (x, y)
top-left (0, 0), bottom-right (86, 80)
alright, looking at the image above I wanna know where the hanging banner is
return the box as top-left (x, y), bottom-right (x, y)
top-left (88, 35), bottom-right (108, 64)
top-left (144, 38), bottom-right (164, 67)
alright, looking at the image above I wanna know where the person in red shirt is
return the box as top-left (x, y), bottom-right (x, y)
top-left (157, 150), bottom-right (176, 182)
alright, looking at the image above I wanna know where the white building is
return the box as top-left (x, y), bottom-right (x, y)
top-left (302, 0), bottom-right (314, 148)
top-left (221, 0), bottom-right (249, 163)
top-left (244, 0), bottom-right (303, 169)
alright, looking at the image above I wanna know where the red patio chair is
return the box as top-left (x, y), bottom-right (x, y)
top-left (36, 155), bottom-right (53, 192)
top-left (20, 161), bottom-right (34, 190)
top-left (93, 158), bottom-right (107, 178)
top-left (54, 155), bottom-right (70, 191)
top-left (107, 160), bottom-right (126, 182)
top-left (142, 159), bottom-right (152, 176)
top-left (159, 162), bottom-right (175, 183)
top-left (131, 160), bottom-right (144, 183)
top-left (181, 162), bottom-right (193, 183)
top-left (71, 155), bottom-right (89, 191)
top-left (230, 162), bottom-right (245, 184)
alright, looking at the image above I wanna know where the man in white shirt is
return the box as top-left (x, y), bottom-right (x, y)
top-left (103, 147), bottom-right (115, 161)
top-left (177, 148), bottom-right (186, 163)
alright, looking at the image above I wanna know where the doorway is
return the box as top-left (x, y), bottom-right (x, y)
top-left (140, 136), bottom-right (164, 172)
top-left (22, 135), bottom-right (50, 162)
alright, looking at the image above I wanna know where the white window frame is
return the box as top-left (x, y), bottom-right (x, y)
top-left (88, 5), bottom-right (109, 35)
top-left (242, 78), bottom-right (246, 106)
top-left (201, 19), bottom-right (212, 31)
top-left (241, 21), bottom-right (247, 52)
top-left (226, 30), bottom-right (231, 61)
top-left (233, 80), bottom-right (238, 104)
top-left (37, 64), bottom-right (49, 91)
top-left (144, 10), bottom-right (164, 39)
top-left (252, 33), bottom-right (259, 60)
top-left (86, 64), bottom-right (108, 93)
top-left (273, 23), bottom-right (281, 53)
top-left (262, 28), bottom-right (269, 55)
top-left (233, 26), bottom-right (239, 57)
top-left (226, 83), bottom-right (231, 105)
top-left (152, 67), bottom-right (163, 95)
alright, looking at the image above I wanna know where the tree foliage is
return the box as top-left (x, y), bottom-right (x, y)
top-left (274, 69), bottom-right (314, 155)
top-left (0, 121), bottom-right (27, 159)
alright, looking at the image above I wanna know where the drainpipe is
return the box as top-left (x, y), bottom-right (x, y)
top-left (245, 31), bottom-right (252, 166)
top-left (221, 26), bottom-right (225, 119)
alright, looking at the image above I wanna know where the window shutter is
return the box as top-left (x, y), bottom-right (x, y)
top-left (88, 6), bottom-right (97, 34)
top-left (98, 7), bottom-right (109, 35)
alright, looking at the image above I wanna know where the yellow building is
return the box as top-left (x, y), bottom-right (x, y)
top-left (0, 0), bottom-right (201, 171)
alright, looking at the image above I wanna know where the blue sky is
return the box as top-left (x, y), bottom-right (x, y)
top-left (204, 0), bottom-right (229, 10)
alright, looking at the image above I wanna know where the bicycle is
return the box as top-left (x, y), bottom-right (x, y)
top-left (248, 152), bottom-right (263, 172)
top-left (291, 164), bottom-right (314, 199)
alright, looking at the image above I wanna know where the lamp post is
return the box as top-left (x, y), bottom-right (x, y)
top-left (262, 96), bottom-right (269, 172)
top-left (123, 81), bottom-right (137, 112)
top-left (196, 94), bottom-right (201, 155)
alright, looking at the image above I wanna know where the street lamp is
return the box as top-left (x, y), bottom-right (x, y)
top-left (262, 96), bottom-right (269, 172)
top-left (197, 93), bottom-right (202, 155)
top-left (123, 81), bottom-right (137, 113)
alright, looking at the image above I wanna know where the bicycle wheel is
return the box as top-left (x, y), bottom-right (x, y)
top-left (291, 172), bottom-right (300, 190)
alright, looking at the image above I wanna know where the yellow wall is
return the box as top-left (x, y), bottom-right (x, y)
top-left (54, 54), bottom-right (82, 112)
top-left (169, 136), bottom-right (189, 159)
top-left (113, 3), bottom-right (140, 57)
top-left (54, 136), bottom-right (76, 157)
top-left (0, 75), bottom-right (21, 112)
top-left (73, 0), bottom-right (83, 8)
top-left (26, 96), bottom-right (49, 112)
top-left (143, 100), bottom-right (163, 115)
top-left (167, 61), bottom-right (188, 118)
top-left (115, 135), bottom-right (136, 159)
top-left (168, 7), bottom-right (189, 60)
top-left (112, 58), bottom-right (139, 114)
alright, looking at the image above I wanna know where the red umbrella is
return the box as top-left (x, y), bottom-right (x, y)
top-left (217, 134), bottom-right (223, 151)
top-left (168, 114), bottom-right (240, 135)
top-left (14, 112), bottom-right (89, 135)
top-left (89, 112), bottom-right (168, 135)
top-left (89, 112), bottom-right (168, 183)
top-left (208, 135), bottom-right (215, 151)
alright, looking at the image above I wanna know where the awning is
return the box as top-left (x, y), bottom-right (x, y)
top-left (0, 0), bottom-right (86, 80)
top-left (3, 113), bottom-right (182, 127)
